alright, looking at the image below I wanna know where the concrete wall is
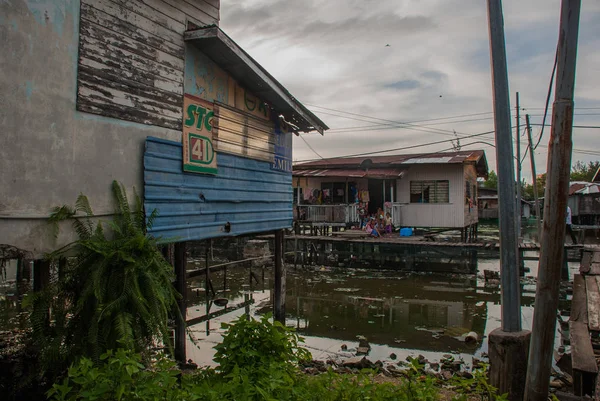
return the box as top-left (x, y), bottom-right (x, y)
top-left (395, 164), bottom-right (465, 228)
top-left (0, 0), bottom-right (219, 257)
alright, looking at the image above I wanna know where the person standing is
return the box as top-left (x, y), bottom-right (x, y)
top-left (566, 205), bottom-right (577, 244)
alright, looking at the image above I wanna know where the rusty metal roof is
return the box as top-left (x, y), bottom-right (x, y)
top-left (294, 150), bottom-right (488, 177)
top-left (184, 26), bottom-right (328, 135)
top-left (293, 167), bottom-right (406, 178)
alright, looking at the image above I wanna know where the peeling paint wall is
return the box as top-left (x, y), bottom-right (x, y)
top-left (0, 0), bottom-right (220, 257)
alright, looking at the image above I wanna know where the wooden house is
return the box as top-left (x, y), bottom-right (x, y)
top-left (292, 150), bottom-right (488, 233)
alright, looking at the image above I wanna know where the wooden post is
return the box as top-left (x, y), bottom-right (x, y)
top-left (174, 242), bottom-right (187, 364)
top-left (526, 114), bottom-right (542, 239)
top-left (516, 91), bottom-right (522, 239)
top-left (562, 247), bottom-right (569, 281)
top-left (274, 229), bottom-right (286, 323)
top-left (486, 1), bottom-right (530, 399)
top-left (33, 259), bottom-right (50, 292)
top-left (525, 1), bottom-right (581, 400)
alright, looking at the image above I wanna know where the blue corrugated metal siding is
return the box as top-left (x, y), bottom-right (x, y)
top-left (144, 136), bottom-right (292, 242)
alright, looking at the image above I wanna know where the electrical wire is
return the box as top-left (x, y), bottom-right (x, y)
top-left (298, 134), bottom-right (324, 160)
top-left (534, 48), bottom-right (558, 150)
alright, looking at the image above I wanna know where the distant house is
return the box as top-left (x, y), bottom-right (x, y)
top-left (568, 182), bottom-right (600, 226)
top-left (477, 188), bottom-right (532, 220)
top-left (292, 150), bottom-right (488, 231)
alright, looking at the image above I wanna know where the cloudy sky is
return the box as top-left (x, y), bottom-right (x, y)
top-left (220, 0), bottom-right (600, 182)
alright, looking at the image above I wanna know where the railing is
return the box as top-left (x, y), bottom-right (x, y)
top-left (385, 203), bottom-right (403, 227)
top-left (295, 204), bottom-right (359, 224)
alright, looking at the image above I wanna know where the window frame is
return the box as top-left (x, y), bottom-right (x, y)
top-left (409, 180), bottom-right (450, 204)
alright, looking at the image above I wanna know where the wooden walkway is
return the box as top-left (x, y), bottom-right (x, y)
top-left (570, 247), bottom-right (600, 397)
top-left (286, 232), bottom-right (583, 252)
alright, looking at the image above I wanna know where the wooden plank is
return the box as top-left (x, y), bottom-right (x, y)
top-left (80, 3), bottom-right (184, 59)
top-left (77, 100), bottom-right (182, 130)
top-left (83, 0), bottom-right (183, 46)
top-left (163, 0), bottom-right (219, 23)
top-left (78, 57), bottom-right (183, 95)
top-left (110, 0), bottom-right (186, 34)
top-left (581, 251), bottom-right (593, 274)
top-left (589, 263), bottom-right (600, 276)
top-left (80, 20), bottom-right (184, 69)
top-left (572, 274), bottom-right (589, 324)
top-left (586, 275), bottom-right (600, 331)
top-left (570, 321), bottom-right (597, 397)
top-left (77, 65), bottom-right (182, 105)
top-left (593, 252), bottom-right (600, 264)
top-left (79, 35), bottom-right (183, 84)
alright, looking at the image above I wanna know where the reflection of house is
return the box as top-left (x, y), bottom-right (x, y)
top-left (292, 150), bottom-right (488, 230)
top-left (568, 182), bottom-right (600, 225)
top-left (477, 188), bottom-right (532, 220)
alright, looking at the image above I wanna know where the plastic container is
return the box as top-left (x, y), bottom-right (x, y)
top-left (399, 227), bottom-right (413, 237)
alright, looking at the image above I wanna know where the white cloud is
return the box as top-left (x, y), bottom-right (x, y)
top-left (220, 0), bottom-right (600, 182)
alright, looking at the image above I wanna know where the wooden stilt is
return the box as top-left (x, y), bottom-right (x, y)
top-left (174, 242), bottom-right (187, 364)
top-left (274, 229), bottom-right (286, 323)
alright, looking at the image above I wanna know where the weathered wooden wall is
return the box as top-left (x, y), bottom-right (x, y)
top-left (464, 164), bottom-right (479, 226)
top-left (77, 0), bottom-right (220, 129)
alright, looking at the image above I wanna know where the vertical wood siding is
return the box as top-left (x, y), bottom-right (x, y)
top-left (144, 136), bottom-right (292, 242)
top-left (396, 164), bottom-right (466, 228)
top-left (77, 0), bottom-right (219, 129)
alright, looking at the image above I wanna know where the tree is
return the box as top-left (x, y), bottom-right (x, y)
top-left (483, 170), bottom-right (498, 189)
top-left (523, 173), bottom-right (546, 201)
top-left (570, 160), bottom-right (600, 182)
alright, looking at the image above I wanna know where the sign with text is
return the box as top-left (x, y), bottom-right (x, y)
top-left (182, 94), bottom-right (217, 174)
top-left (271, 118), bottom-right (293, 173)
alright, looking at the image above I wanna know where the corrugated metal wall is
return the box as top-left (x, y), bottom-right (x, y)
top-left (144, 136), bottom-right (292, 242)
top-left (396, 164), bottom-right (465, 228)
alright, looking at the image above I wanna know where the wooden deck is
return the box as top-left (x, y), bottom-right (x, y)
top-left (286, 231), bottom-right (583, 251)
top-left (570, 247), bottom-right (600, 397)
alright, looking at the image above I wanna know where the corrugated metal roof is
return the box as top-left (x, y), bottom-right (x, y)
top-left (294, 167), bottom-right (406, 178)
top-left (294, 150), bottom-right (488, 177)
top-left (144, 137), bottom-right (292, 243)
top-left (184, 26), bottom-right (328, 135)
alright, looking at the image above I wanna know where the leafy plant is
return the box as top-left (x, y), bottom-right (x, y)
top-left (214, 313), bottom-right (311, 379)
top-left (29, 181), bottom-right (179, 376)
top-left (451, 363), bottom-right (508, 401)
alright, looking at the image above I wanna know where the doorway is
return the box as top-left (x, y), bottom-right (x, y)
top-left (367, 179), bottom-right (384, 214)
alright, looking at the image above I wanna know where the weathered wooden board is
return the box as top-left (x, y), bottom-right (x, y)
top-left (572, 274), bottom-right (589, 324)
top-left (586, 275), bottom-right (600, 331)
top-left (110, 0), bottom-right (187, 34)
top-left (80, 3), bottom-right (184, 59)
top-left (581, 251), bottom-right (592, 274)
top-left (163, 0), bottom-right (219, 24)
top-left (83, 0), bottom-right (183, 45)
top-left (570, 321), bottom-right (598, 396)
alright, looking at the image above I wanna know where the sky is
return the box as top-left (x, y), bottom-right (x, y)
top-left (219, 0), bottom-right (600, 183)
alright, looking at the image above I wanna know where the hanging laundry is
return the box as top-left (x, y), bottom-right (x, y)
top-left (361, 190), bottom-right (370, 202)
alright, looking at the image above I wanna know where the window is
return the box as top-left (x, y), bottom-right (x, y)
top-left (410, 180), bottom-right (449, 203)
top-left (321, 182), bottom-right (346, 204)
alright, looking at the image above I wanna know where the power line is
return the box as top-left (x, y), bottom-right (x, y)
top-left (295, 129), bottom-right (497, 163)
top-left (534, 48), bottom-right (558, 150)
top-left (298, 134), bottom-right (324, 160)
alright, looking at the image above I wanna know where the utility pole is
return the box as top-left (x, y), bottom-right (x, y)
top-left (525, 114), bottom-right (542, 238)
top-left (515, 92), bottom-right (522, 238)
top-left (525, 1), bottom-right (581, 401)
top-left (486, 1), bottom-right (530, 400)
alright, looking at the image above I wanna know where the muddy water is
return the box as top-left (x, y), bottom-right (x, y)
top-left (186, 256), bottom-right (577, 367)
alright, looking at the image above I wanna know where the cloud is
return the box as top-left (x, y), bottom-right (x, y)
top-left (220, 0), bottom-right (600, 180)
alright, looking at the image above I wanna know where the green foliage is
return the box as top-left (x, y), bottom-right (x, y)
top-left (47, 349), bottom-right (188, 401)
top-left (483, 171), bottom-right (498, 189)
top-left (29, 181), bottom-right (179, 378)
top-left (570, 160), bottom-right (600, 182)
top-left (451, 364), bottom-right (508, 401)
top-left (214, 314), bottom-right (311, 379)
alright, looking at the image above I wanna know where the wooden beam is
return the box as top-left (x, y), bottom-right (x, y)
top-left (174, 242), bottom-right (187, 364)
top-left (570, 321), bottom-right (598, 396)
top-left (274, 230), bottom-right (286, 323)
top-left (571, 274), bottom-right (588, 324)
top-left (586, 276), bottom-right (600, 331)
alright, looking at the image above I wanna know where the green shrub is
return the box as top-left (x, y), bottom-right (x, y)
top-left (29, 181), bottom-right (179, 377)
top-left (213, 314), bottom-right (311, 378)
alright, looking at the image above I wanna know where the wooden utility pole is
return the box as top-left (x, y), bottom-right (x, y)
top-left (515, 92), bottom-right (522, 238)
top-left (525, 114), bottom-right (542, 238)
top-left (274, 229), bottom-right (286, 323)
top-left (486, 1), bottom-right (530, 400)
top-left (525, 1), bottom-right (581, 400)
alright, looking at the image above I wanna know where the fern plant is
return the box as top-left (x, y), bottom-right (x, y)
top-left (29, 181), bottom-right (179, 376)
